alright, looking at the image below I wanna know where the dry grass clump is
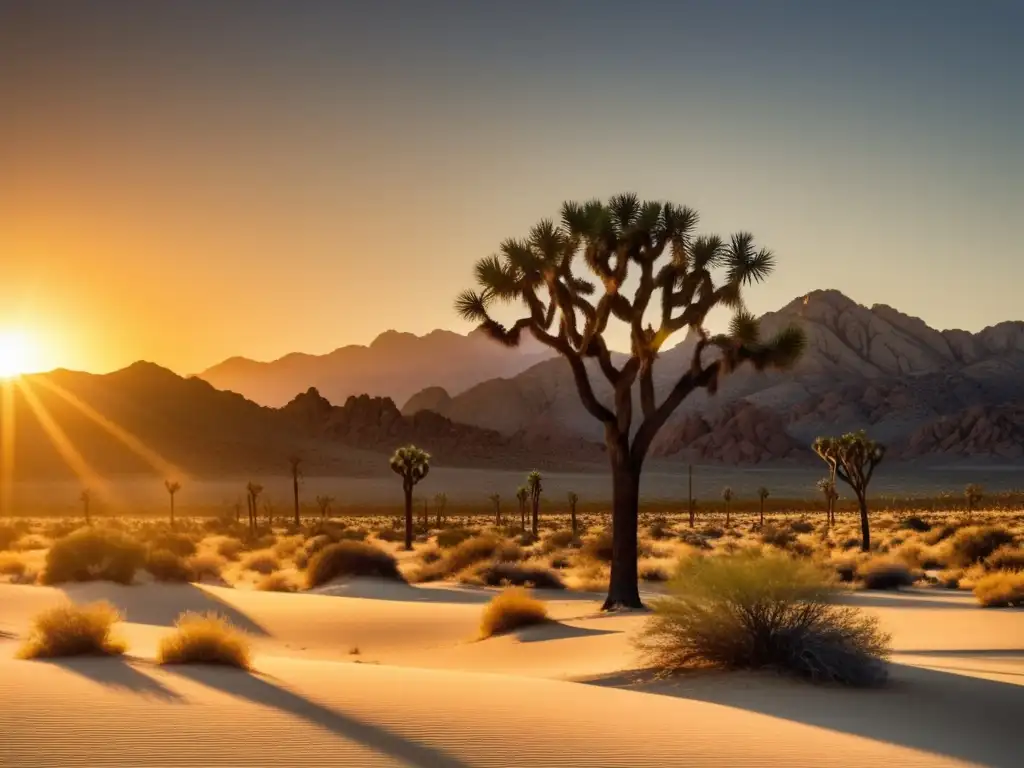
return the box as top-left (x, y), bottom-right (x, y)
top-left (156, 611), bottom-right (252, 669)
top-left (412, 535), bottom-right (521, 583)
top-left (540, 529), bottom-right (579, 553)
top-left (984, 545), bottom-right (1024, 572)
top-left (17, 601), bottom-right (127, 659)
top-left (42, 528), bottom-right (146, 585)
top-left (637, 552), bottom-right (891, 687)
top-left (760, 524), bottom-right (795, 549)
top-left (857, 558), bottom-right (918, 590)
top-left (240, 549), bottom-right (281, 575)
top-left (305, 541), bottom-right (403, 588)
top-left (972, 571), bottom-right (1024, 607)
top-left (945, 526), bottom-right (1015, 567)
top-left (187, 552), bottom-right (226, 582)
top-left (461, 561), bottom-right (565, 590)
top-left (145, 549), bottom-right (194, 582)
top-left (900, 515), bottom-right (931, 533)
top-left (214, 536), bottom-right (246, 561)
top-left (146, 531), bottom-right (197, 557)
top-left (271, 534), bottom-right (304, 559)
top-left (13, 533), bottom-right (51, 551)
top-left (0, 551), bottom-right (28, 578)
top-left (479, 587), bottom-right (548, 638)
top-left (374, 526), bottom-right (405, 543)
top-left (639, 559), bottom-right (672, 582)
top-left (256, 571), bottom-right (298, 592)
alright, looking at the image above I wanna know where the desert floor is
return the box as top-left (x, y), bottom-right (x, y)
top-left (1, 577), bottom-right (1022, 768)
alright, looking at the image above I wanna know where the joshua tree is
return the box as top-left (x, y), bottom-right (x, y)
top-left (489, 493), bottom-right (501, 526)
top-left (288, 454), bottom-right (303, 527)
top-left (964, 483), bottom-right (983, 520)
top-left (817, 431), bottom-right (885, 552)
top-left (526, 470), bottom-right (543, 537)
top-left (516, 486), bottom-right (528, 532)
top-left (233, 498), bottom-right (242, 523)
top-left (80, 488), bottom-right (92, 525)
top-left (567, 491), bottom-right (579, 538)
top-left (164, 480), bottom-right (181, 527)
top-left (456, 195), bottom-right (805, 608)
top-left (245, 481), bottom-right (263, 533)
top-left (434, 492), bottom-right (448, 528)
top-left (721, 486), bottom-right (734, 527)
top-left (390, 445), bottom-right (431, 550)
top-left (756, 486), bottom-right (769, 526)
top-left (315, 494), bottom-right (333, 523)
top-left (812, 437), bottom-right (840, 525)
top-left (815, 477), bottom-right (838, 525)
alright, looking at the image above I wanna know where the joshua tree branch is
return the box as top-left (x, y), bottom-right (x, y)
top-left (529, 325), bottom-right (616, 427)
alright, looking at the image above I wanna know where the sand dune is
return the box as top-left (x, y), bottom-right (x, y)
top-left (1, 580), bottom-right (1021, 767)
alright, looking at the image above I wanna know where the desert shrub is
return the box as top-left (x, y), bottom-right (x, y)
top-left (42, 528), bottom-right (146, 585)
top-left (760, 524), bottom-right (795, 549)
top-left (832, 558), bottom-right (858, 583)
top-left (240, 549), bottom-right (281, 575)
top-left (463, 561), bottom-right (565, 590)
top-left (0, 524), bottom-right (19, 551)
top-left (374, 527), bottom-right (404, 543)
top-left (984, 545), bottom-right (1024, 572)
top-left (187, 552), bottom-right (225, 582)
top-left (214, 536), bottom-right (246, 561)
top-left (147, 531), bottom-right (197, 557)
top-left (639, 561), bottom-right (671, 582)
top-left (699, 525), bottom-right (725, 539)
top-left (936, 569), bottom-right (963, 589)
top-left (305, 541), bottom-right (403, 587)
top-left (257, 572), bottom-right (298, 592)
top-left (541, 529), bottom-right (579, 553)
top-left (923, 524), bottom-right (960, 546)
top-left (790, 519), bottom-right (815, 534)
top-left (973, 571), bottom-right (1024, 608)
top-left (157, 611), bottom-right (251, 669)
top-left (436, 527), bottom-right (474, 548)
top-left (418, 546), bottom-right (442, 564)
top-left (946, 526), bottom-right (1015, 567)
top-left (858, 558), bottom-right (917, 590)
top-left (413, 535), bottom-right (521, 583)
top-left (13, 534), bottom-right (50, 551)
top-left (581, 531), bottom-right (614, 562)
top-left (145, 549), bottom-right (194, 582)
top-left (479, 587), bottom-right (548, 638)
top-left (901, 515), bottom-right (931, 532)
top-left (336, 527), bottom-right (369, 542)
top-left (678, 529), bottom-right (712, 550)
top-left (272, 535), bottom-right (304, 559)
top-left (17, 601), bottom-right (126, 659)
top-left (636, 552), bottom-right (891, 687)
top-left (516, 531), bottom-right (540, 547)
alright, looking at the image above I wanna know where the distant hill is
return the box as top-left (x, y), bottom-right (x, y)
top-left (197, 328), bottom-right (556, 407)
top-left (403, 290), bottom-right (1024, 465)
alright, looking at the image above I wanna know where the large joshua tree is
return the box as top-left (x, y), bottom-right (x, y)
top-left (756, 486), bottom-right (769, 527)
top-left (526, 470), bottom-right (543, 537)
top-left (456, 194), bottom-right (805, 608)
top-left (816, 431), bottom-right (885, 552)
top-left (567, 491), bottom-right (579, 538)
top-left (721, 486), bottom-right (734, 527)
top-left (164, 480), bottom-right (181, 527)
top-left (390, 445), bottom-right (430, 550)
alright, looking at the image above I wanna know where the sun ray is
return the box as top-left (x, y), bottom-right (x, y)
top-left (31, 375), bottom-right (188, 483)
top-left (15, 377), bottom-right (110, 502)
top-left (1, 378), bottom-right (14, 516)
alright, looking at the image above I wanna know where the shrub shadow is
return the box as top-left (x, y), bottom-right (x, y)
top-left (59, 582), bottom-right (269, 635)
top-left (837, 591), bottom-right (982, 610)
top-left (514, 621), bottom-right (620, 643)
top-left (162, 665), bottom-right (471, 768)
top-left (37, 657), bottom-right (181, 701)
top-left (585, 661), bottom-right (1023, 768)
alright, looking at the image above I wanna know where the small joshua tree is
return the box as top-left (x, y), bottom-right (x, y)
top-left (245, 481), bottom-right (263, 533)
top-left (812, 437), bottom-right (840, 526)
top-left (526, 470), bottom-right (543, 537)
top-left (164, 480), bottom-right (181, 527)
top-left (817, 431), bottom-right (885, 552)
top-left (815, 477), bottom-right (838, 526)
top-left (756, 486), bottom-right (769, 526)
top-left (568, 491), bottom-right (579, 538)
top-left (288, 454), bottom-right (303, 527)
top-left (516, 486), bottom-right (528, 532)
top-left (489, 493), bottom-right (501, 526)
top-left (390, 445), bottom-right (431, 550)
top-left (80, 488), bottom-right (92, 525)
top-left (964, 483), bottom-right (983, 520)
top-left (456, 193), bottom-right (806, 609)
top-left (434, 492), bottom-right (448, 528)
top-left (315, 494), bottom-right (333, 524)
top-left (721, 486), bottom-right (734, 527)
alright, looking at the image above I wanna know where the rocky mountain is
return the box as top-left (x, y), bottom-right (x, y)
top-left (404, 290), bottom-right (1024, 464)
top-left (198, 328), bottom-right (556, 408)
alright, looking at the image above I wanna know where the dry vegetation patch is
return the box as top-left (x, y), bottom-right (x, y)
top-left (305, 541), bottom-right (403, 587)
top-left (945, 526), bottom-right (1016, 567)
top-left (17, 601), bottom-right (127, 659)
top-left (973, 571), bottom-right (1024, 607)
top-left (42, 528), bottom-right (146, 585)
top-left (479, 587), bottom-right (548, 638)
top-left (461, 561), bottom-right (565, 589)
top-left (857, 557), bottom-right (918, 590)
top-left (157, 611), bottom-right (252, 669)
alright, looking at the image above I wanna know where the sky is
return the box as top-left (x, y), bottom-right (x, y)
top-left (0, 0), bottom-right (1021, 375)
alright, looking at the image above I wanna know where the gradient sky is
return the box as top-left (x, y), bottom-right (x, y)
top-left (1, 0), bottom-right (1021, 375)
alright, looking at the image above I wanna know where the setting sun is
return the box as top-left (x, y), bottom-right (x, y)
top-left (0, 330), bottom-right (35, 378)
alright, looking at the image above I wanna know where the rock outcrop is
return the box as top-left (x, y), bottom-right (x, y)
top-left (900, 405), bottom-right (1024, 460)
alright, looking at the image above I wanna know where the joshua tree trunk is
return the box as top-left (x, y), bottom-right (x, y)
top-left (725, 500), bottom-right (730, 527)
top-left (403, 483), bottom-right (414, 551)
top-left (857, 492), bottom-right (870, 552)
top-left (570, 503), bottom-right (577, 538)
top-left (531, 498), bottom-right (539, 537)
top-left (293, 475), bottom-right (300, 527)
top-left (687, 464), bottom-right (695, 528)
top-left (435, 502), bottom-right (441, 528)
top-left (169, 494), bottom-right (175, 527)
top-left (495, 500), bottom-right (501, 526)
top-left (759, 497), bottom-right (765, 526)
top-left (605, 449), bottom-right (642, 610)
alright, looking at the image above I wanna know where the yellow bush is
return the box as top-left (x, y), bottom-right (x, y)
top-left (479, 587), bottom-right (548, 638)
top-left (973, 571), bottom-right (1024, 607)
top-left (156, 611), bottom-right (252, 669)
top-left (17, 601), bottom-right (127, 659)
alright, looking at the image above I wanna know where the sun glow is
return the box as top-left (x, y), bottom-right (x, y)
top-left (0, 330), bottom-right (36, 378)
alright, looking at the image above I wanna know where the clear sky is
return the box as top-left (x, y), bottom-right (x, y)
top-left (1, 0), bottom-right (1021, 375)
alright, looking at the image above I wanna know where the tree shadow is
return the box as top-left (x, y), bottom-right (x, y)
top-left (584, 662), bottom-right (1023, 767)
top-left (513, 621), bottom-right (620, 643)
top-left (59, 582), bottom-right (269, 635)
top-left (837, 592), bottom-right (983, 610)
top-left (35, 656), bottom-right (181, 701)
top-left (313, 579), bottom-right (494, 604)
top-left (161, 665), bottom-right (472, 768)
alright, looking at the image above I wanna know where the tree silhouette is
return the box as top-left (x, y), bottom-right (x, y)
top-left (315, 494), bottom-right (333, 524)
top-left (567, 491), bottom-right (579, 538)
top-left (164, 480), bottom-right (181, 527)
top-left (245, 481), bottom-right (263, 534)
top-left (721, 486), bottom-right (734, 527)
top-left (488, 493), bottom-right (501, 526)
top-left (288, 454), bottom-right (303, 527)
top-left (456, 194), bottom-right (805, 608)
top-left (815, 477), bottom-right (838, 526)
top-left (516, 486), bottom-right (528, 532)
top-left (80, 488), bottom-right (91, 525)
top-left (812, 437), bottom-right (840, 526)
top-left (434, 492), bottom-right (448, 528)
top-left (526, 470), bottom-right (543, 537)
top-left (964, 483), bottom-right (983, 520)
top-left (756, 486), bottom-right (769, 526)
top-left (819, 431), bottom-right (885, 551)
top-left (390, 445), bottom-right (430, 550)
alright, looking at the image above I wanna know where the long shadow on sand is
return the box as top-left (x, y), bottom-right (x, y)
top-left (584, 662), bottom-right (1023, 768)
top-left (317, 579), bottom-right (603, 605)
top-left (514, 622), bottom-right (620, 643)
top-left (837, 591), bottom-right (986, 611)
top-left (36, 657), bottom-right (182, 701)
top-left (58, 582), bottom-right (269, 635)
top-left (162, 665), bottom-right (472, 768)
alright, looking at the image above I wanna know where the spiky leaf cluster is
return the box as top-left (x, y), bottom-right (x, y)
top-left (390, 445), bottom-right (431, 489)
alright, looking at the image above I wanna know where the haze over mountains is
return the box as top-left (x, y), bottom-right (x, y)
top-left (7, 290), bottom-right (1024, 482)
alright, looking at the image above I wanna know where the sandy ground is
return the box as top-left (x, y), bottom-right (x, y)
top-left (1, 580), bottom-right (1021, 767)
